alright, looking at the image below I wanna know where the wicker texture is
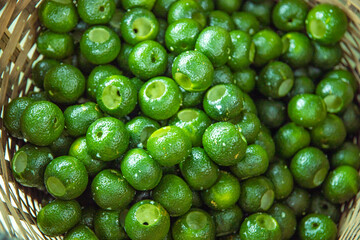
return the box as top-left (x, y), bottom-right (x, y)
top-left (0, 0), bottom-right (359, 239)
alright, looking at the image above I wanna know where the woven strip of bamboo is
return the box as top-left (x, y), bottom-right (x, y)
top-left (0, 0), bottom-right (359, 239)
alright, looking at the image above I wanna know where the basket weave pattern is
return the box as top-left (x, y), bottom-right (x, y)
top-left (0, 0), bottom-right (360, 239)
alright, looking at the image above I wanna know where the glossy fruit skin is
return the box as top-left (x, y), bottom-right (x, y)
top-left (324, 69), bottom-right (358, 94)
top-left (231, 112), bottom-right (260, 144)
top-left (257, 61), bottom-right (294, 99)
top-left (239, 176), bottom-right (275, 213)
top-left (27, 91), bottom-right (49, 101)
top-left (316, 78), bottom-right (354, 113)
top-left (121, 8), bottom-right (159, 45)
top-left (256, 99), bottom-right (286, 129)
top-left (208, 10), bottom-right (235, 31)
top-left (212, 67), bottom-right (234, 86)
top-left (311, 41), bottom-right (342, 70)
top-left (195, 26), bottom-right (231, 67)
top-left (293, 67), bottom-right (308, 77)
top-left (152, 174), bottom-right (192, 216)
top-left (79, 206), bottom-right (96, 229)
top-left (310, 193), bottom-right (340, 223)
top-left (168, 0), bottom-right (207, 28)
top-left (121, 148), bottom-right (162, 190)
top-left (44, 64), bottom-right (85, 104)
top-left (254, 126), bottom-right (275, 162)
top-left (153, 0), bottom-right (177, 18)
top-left (77, 51), bottom-right (96, 75)
top-left (228, 30), bottom-right (255, 71)
top-left (139, 77), bottom-right (182, 120)
top-left (232, 12), bottom-right (260, 35)
top-left (287, 76), bottom-right (315, 98)
top-left (284, 187), bottom-right (311, 216)
top-left (19, 2), bottom-right (359, 238)
top-left (32, 59), bottom-right (60, 88)
top-left (155, 18), bottom-right (167, 45)
top-left (306, 3), bottom-right (348, 45)
top-left (39, 0), bottom-right (78, 33)
top-left (125, 116), bottom-right (160, 148)
top-left (121, 0), bottom-right (156, 10)
top-left (86, 117), bottom-right (129, 161)
top-left (163, 12), bottom-right (184, 42)
top-left (86, 65), bottom-right (122, 100)
top-left (169, 109), bottom-right (212, 147)
top-left (281, 32), bottom-right (313, 68)
top-left (203, 84), bottom-right (244, 121)
top-left (211, 205), bottom-right (243, 237)
top-left (287, 94), bottom-right (327, 128)
top-left (341, 103), bottom-right (360, 134)
top-left (165, 19), bottom-right (201, 55)
top-left (49, 132), bottom-right (73, 157)
top-left (172, 208), bottom-right (216, 240)
top-left (77, 0), bottom-right (115, 25)
top-left (92, 169), bottom-right (135, 210)
top-left (117, 43), bottom-right (133, 73)
top-left (129, 40), bottom-right (167, 80)
top-left (68, 137), bottom-right (108, 177)
top-left (290, 147), bottom-right (329, 189)
top-left (239, 213), bottom-right (282, 240)
top-left (108, 8), bottom-right (124, 34)
top-left (331, 142), bottom-right (360, 169)
top-left (242, 0), bottom-right (274, 26)
top-left (131, 77), bottom-right (144, 92)
top-left (322, 166), bottom-right (360, 204)
top-left (274, 122), bottom-right (311, 159)
top-left (266, 161), bottom-right (294, 200)
top-left (252, 30), bottom-right (282, 66)
top-left (37, 199), bottom-right (81, 237)
top-left (306, 65), bottom-right (324, 80)
top-left (80, 25), bottom-right (121, 65)
top-left (268, 203), bottom-right (297, 240)
top-left (197, 0), bottom-right (214, 12)
top-left (64, 225), bottom-right (98, 240)
top-left (298, 213), bottom-right (337, 240)
top-left (172, 50), bottom-right (214, 92)
top-left (64, 102), bottom-right (103, 137)
top-left (233, 68), bottom-right (256, 93)
top-left (4, 97), bottom-right (34, 139)
top-left (44, 156), bottom-right (88, 200)
top-left (180, 147), bottom-right (219, 190)
top-left (96, 75), bottom-right (137, 118)
top-left (37, 30), bottom-right (74, 59)
top-left (243, 92), bottom-right (258, 115)
top-left (165, 52), bottom-right (176, 78)
top-left (125, 200), bottom-right (170, 240)
top-left (203, 122), bottom-right (247, 166)
top-left (201, 171), bottom-right (240, 210)
top-left (21, 101), bottom-right (64, 146)
top-left (310, 114), bottom-right (346, 150)
top-left (272, 0), bottom-right (309, 31)
top-left (147, 126), bottom-right (192, 167)
top-left (216, 0), bottom-right (241, 14)
top-left (11, 144), bottom-right (54, 189)
top-left (230, 144), bottom-right (269, 180)
top-left (94, 209), bottom-right (127, 240)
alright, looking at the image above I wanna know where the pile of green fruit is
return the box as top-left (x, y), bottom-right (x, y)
top-left (4, 0), bottom-right (360, 239)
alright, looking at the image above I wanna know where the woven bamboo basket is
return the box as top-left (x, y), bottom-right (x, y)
top-left (0, 0), bottom-right (360, 239)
